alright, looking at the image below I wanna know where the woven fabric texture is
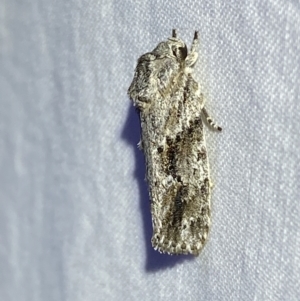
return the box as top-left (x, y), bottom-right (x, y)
top-left (1, 1), bottom-right (300, 300)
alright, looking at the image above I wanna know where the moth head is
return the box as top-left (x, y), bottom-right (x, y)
top-left (168, 38), bottom-right (188, 62)
top-left (153, 38), bottom-right (188, 63)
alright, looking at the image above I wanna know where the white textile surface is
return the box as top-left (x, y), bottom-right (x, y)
top-left (1, 1), bottom-right (300, 300)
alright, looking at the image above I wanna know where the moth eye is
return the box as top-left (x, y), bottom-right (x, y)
top-left (179, 45), bottom-right (188, 60)
top-left (172, 47), bottom-right (177, 57)
top-left (171, 45), bottom-right (188, 60)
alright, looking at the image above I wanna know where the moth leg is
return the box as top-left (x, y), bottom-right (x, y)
top-left (137, 140), bottom-right (143, 150)
top-left (202, 107), bottom-right (222, 131)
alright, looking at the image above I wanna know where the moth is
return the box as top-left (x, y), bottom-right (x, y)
top-left (128, 30), bottom-right (221, 255)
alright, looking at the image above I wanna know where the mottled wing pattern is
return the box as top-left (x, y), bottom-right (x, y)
top-left (128, 31), bottom-right (221, 255)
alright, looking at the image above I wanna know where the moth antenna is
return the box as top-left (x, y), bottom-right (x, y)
top-left (190, 30), bottom-right (199, 52)
top-left (172, 29), bottom-right (177, 38)
top-left (194, 31), bottom-right (198, 40)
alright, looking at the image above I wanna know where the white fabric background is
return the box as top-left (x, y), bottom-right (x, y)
top-left (1, 0), bottom-right (300, 300)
